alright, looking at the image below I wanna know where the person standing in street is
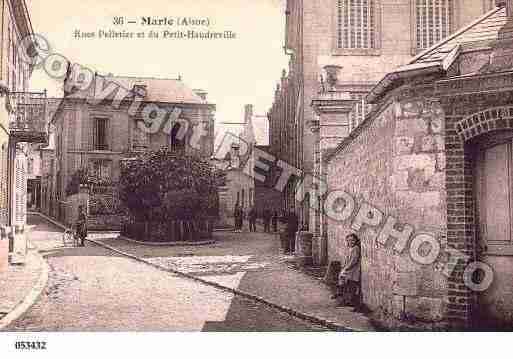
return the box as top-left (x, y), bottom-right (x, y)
top-left (248, 206), bottom-right (257, 232)
top-left (271, 210), bottom-right (279, 233)
top-left (76, 205), bottom-right (88, 247)
top-left (233, 203), bottom-right (240, 232)
top-left (332, 233), bottom-right (362, 311)
top-left (263, 208), bottom-right (272, 233)
top-left (286, 210), bottom-right (299, 254)
top-left (236, 204), bottom-right (244, 232)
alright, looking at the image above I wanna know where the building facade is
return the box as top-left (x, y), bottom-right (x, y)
top-left (321, 1), bottom-right (513, 329)
top-left (215, 105), bottom-right (257, 228)
top-left (43, 72), bottom-right (215, 225)
top-left (268, 0), bottom-right (496, 263)
top-left (0, 0), bottom-right (47, 264)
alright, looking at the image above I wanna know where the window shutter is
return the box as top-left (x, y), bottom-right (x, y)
top-left (15, 157), bottom-right (27, 226)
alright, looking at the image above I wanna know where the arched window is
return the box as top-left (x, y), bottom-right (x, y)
top-left (414, 0), bottom-right (453, 51)
top-left (336, 0), bottom-right (378, 50)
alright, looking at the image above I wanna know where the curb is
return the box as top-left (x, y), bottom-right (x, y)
top-left (0, 242), bottom-right (50, 331)
top-left (30, 212), bottom-right (361, 332)
top-left (30, 212), bottom-right (216, 247)
top-left (119, 235), bottom-right (216, 247)
top-left (86, 237), bottom-right (357, 332)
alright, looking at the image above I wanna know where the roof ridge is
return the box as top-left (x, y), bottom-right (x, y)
top-left (409, 6), bottom-right (505, 65)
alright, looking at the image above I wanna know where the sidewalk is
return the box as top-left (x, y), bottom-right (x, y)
top-left (89, 228), bottom-right (376, 331)
top-left (0, 234), bottom-right (48, 330)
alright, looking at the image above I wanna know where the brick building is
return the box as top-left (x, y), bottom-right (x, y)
top-left (269, 0), bottom-right (495, 263)
top-left (0, 0), bottom-right (47, 265)
top-left (318, 1), bottom-right (513, 329)
top-left (43, 72), bottom-right (215, 225)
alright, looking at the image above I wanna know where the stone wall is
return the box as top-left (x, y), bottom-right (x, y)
top-left (325, 96), bottom-right (448, 322)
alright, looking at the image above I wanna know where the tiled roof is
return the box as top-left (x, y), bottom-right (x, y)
top-left (97, 75), bottom-right (209, 105)
top-left (410, 6), bottom-right (508, 66)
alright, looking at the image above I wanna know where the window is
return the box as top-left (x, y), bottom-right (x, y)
top-left (94, 118), bottom-right (109, 150)
top-left (27, 158), bottom-right (34, 176)
top-left (90, 159), bottom-right (112, 181)
top-left (415, 0), bottom-right (453, 51)
top-left (483, 0), bottom-right (496, 12)
top-left (475, 137), bottom-right (513, 248)
top-left (349, 92), bottom-right (372, 132)
top-left (170, 122), bottom-right (185, 150)
top-left (337, 0), bottom-right (378, 50)
top-left (132, 120), bottom-right (149, 151)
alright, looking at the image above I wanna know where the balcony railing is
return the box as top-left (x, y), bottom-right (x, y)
top-left (8, 91), bottom-right (48, 143)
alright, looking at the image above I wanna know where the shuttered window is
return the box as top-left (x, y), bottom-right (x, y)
top-left (15, 156), bottom-right (27, 225)
top-left (415, 0), bottom-right (453, 50)
top-left (337, 0), bottom-right (377, 49)
top-left (94, 118), bottom-right (109, 150)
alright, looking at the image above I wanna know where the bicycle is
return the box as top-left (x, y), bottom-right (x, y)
top-left (62, 227), bottom-right (79, 247)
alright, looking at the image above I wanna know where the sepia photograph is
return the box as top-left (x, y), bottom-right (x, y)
top-left (1, 0), bottom-right (513, 356)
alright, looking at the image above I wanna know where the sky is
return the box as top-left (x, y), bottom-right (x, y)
top-left (25, 0), bottom-right (288, 142)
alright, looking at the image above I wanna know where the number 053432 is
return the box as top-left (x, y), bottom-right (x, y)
top-left (14, 341), bottom-right (47, 350)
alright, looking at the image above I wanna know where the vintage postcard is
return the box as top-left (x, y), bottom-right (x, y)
top-left (1, 0), bottom-right (513, 355)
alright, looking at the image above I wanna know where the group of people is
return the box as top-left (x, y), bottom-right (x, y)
top-left (232, 204), bottom-right (281, 233)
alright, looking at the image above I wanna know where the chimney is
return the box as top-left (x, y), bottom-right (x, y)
top-left (194, 89), bottom-right (208, 100)
top-left (244, 104), bottom-right (253, 124)
top-left (230, 143), bottom-right (240, 168)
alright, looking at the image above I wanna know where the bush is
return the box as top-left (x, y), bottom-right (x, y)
top-left (119, 148), bottom-right (225, 242)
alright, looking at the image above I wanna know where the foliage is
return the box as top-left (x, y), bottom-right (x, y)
top-left (119, 148), bottom-right (226, 223)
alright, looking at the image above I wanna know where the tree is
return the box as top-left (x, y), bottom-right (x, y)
top-left (119, 148), bottom-right (225, 241)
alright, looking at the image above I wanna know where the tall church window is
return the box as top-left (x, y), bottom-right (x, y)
top-left (337, 0), bottom-right (378, 49)
top-left (415, 0), bottom-right (453, 51)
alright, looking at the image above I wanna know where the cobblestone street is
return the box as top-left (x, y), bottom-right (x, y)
top-left (4, 215), bottom-right (324, 331)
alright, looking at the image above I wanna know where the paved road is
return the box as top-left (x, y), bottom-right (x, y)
top-left (6, 215), bottom-right (323, 331)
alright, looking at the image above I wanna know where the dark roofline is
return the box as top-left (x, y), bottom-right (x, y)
top-left (365, 64), bottom-right (443, 104)
top-left (367, 6), bottom-right (505, 105)
top-left (408, 6), bottom-right (504, 65)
